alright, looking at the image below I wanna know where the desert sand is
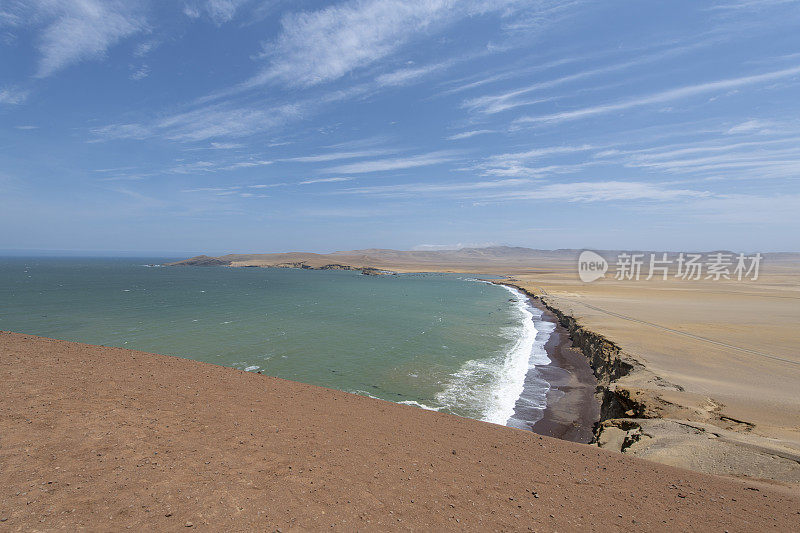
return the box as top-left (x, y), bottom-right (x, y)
top-left (168, 248), bottom-right (800, 484)
top-left (2, 331), bottom-right (799, 531)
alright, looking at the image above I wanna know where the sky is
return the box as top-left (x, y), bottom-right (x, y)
top-left (1, 0), bottom-right (800, 254)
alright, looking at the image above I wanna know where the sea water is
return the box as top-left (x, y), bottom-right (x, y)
top-left (0, 257), bottom-right (553, 427)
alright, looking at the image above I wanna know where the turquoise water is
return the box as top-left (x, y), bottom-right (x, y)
top-left (0, 258), bottom-right (552, 425)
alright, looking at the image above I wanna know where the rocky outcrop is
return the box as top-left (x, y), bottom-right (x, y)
top-left (318, 264), bottom-right (353, 270)
top-left (540, 302), bottom-right (634, 388)
top-left (165, 255), bottom-right (232, 267)
top-left (274, 262), bottom-right (312, 269)
top-left (360, 267), bottom-right (395, 276)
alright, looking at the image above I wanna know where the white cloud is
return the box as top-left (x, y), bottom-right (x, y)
top-left (461, 41), bottom-right (714, 115)
top-left (90, 122), bottom-right (152, 141)
top-left (156, 103), bottom-right (302, 141)
top-left (376, 61), bottom-right (450, 86)
top-left (169, 161), bottom-right (216, 174)
top-left (129, 64), bottom-right (150, 80)
top-left (0, 86), bottom-right (28, 104)
top-left (515, 64), bottom-right (800, 125)
top-left (94, 101), bottom-right (303, 142)
top-left (446, 129), bottom-right (495, 140)
top-left (281, 149), bottom-right (396, 163)
top-left (250, 0), bottom-right (453, 88)
top-left (184, 0), bottom-right (252, 24)
top-left (594, 134), bottom-right (800, 181)
top-left (248, 183), bottom-right (287, 188)
top-left (299, 177), bottom-right (354, 184)
top-left (725, 119), bottom-right (775, 134)
top-left (221, 159), bottom-right (273, 170)
top-left (325, 151), bottom-right (457, 174)
top-left (133, 39), bottom-right (159, 57)
top-left (339, 178), bottom-right (707, 203)
top-left (22, 0), bottom-right (147, 77)
top-left (341, 178), bottom-right (532, 196)
top-left (248, 0), bottom-right (556, 88)
top-left (474, 145), bottom-right (595, 177)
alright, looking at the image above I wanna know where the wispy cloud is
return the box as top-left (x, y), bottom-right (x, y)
top-left (340, 177), bottom-right (707, 203)
top-left (281, 149), bottom-right (397, 163)
top-left (446, 129), bottom-right (495, 140)
top-left (209, 142), bottom-right (244, 149)
top-left (299, 177), bottom-right (354, 184)
top-left (325, 151), bottom-right (457, 174)
top-left (474, 145), bottom-right (596, 177)
top-left (515, 64), bottom-right (800, 125)
top-left (437, 55), bottom-right (587, 97)
top-left (725, 118), bottom-right (776, 134)
top-left (247, 0), bottom-right (449, 88)
top-left (221, 159), bottom-right (273, 170)
top-left (376, 61), bottom-right (451, 86)
top-left (594, 131), bottom-right (800, 181)
top-left (169, 161), bottom-right (216, 174)
top-left (0, 86), bottom-right (28, 104)
top-left (246, 0), bottom-right (559, 88)
top-left (248, 183), bottom-right (288, 189)
top-left (13, 0), bottom-right (148, 77)
top-left (129, 64), bottom-right (150, 80)
top-left (133, 38), bottom-right (159, 57)
top-left (341, 178), bottom-right (532, 197)
top-left (93, 101), bottom-right (303, 142)
top-left (183, 0), bottom-right (251, 24)
top-left (461, 41), bottom-right (716, 115)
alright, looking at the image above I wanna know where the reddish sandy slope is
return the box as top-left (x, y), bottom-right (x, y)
top-left (1, 332), bottom-right (798, 531)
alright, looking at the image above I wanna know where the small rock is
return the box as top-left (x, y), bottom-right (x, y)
top-left (185, 521), bottom-right (193, 527)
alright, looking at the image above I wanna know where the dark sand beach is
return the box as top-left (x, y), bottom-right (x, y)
top-left (2, 331), bottom-right (799, 531)
top-left (528, 301), bottom-right (600, 444)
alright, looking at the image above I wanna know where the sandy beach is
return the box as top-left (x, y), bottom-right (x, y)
top-left (3, 331), bottom-right (799, 531)
top-left (515, 296), bottom-right (599, 444)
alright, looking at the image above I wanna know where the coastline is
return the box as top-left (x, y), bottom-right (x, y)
top-left (153, 252), bottom-right (800, 484)
top-left (3, 330), bottom-right (799, 530)
top-left (527, 300), bottom-right (600, 443)
top-left (495, 281), bottom-right (600, 443)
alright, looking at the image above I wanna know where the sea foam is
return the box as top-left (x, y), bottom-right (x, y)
top-left (435, 283), bottom-right (552, 426)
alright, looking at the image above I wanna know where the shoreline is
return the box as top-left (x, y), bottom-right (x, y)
top-left (527, 299), bottom-right (600, 443)
top-left (495, 281), bottom-right (600, 443)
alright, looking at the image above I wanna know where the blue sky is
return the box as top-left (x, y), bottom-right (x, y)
top-left (1, 0), bottom-right (799, 254)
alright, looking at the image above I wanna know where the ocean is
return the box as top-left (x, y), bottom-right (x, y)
top-left (0, 257), bottom-right (554, 428)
